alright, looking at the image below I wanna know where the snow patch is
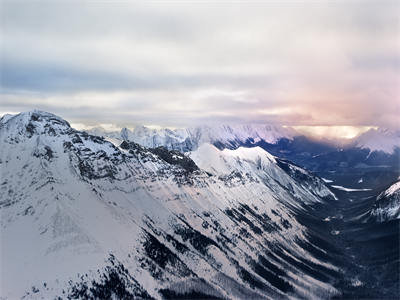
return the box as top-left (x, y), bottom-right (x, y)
top-left (383, 180), bottom-right (400, 197)
top-left (322, 178), bottom-right (333, 183)
top-left (350, 278), bottom-right (363, 287)
top-left (331, 185), bottom-right (372, 192)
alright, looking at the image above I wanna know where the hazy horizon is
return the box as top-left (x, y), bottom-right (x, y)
top-left (1, 1), bottom-right (399, 136)
top-left (1, 108), bottom-right (379, 140)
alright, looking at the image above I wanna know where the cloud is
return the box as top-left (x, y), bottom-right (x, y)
top-left (292, 126), bottom-right (376, 140)
top-left (1, 1), bottom-right (399, 129)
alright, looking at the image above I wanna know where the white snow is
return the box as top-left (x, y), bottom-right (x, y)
top-left (383, 180), bottom-right (400, 197)
top-left (370, 179), bottom-right (400, 222)
top-left (189, 143), bottom-right (232, 174)
top-left (0, 111), bottom-right (339, 299)
top-left (350, 278), bottom-right (363, 287)
top-left (222, 146), bottom-right (276, 163)
top-left (331, 185), bottom-right (372, 192)
top-left (354, 128), bottom-right (400, 153)
top-left (89, 123), bottom-right (296, 152)
top-left (322, 178), bottom-right (333, 183)
top-left (190, 144), bottom-right (336, 205)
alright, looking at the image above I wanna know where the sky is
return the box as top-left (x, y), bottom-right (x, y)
top-left (1, 0), bottom-right (399, 138)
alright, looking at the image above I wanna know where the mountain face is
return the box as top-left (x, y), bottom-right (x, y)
top-left (368, 179), bottom-right (400, 222)
top-left (89, 124), bottom-right (296, 153)
top-left (1, 111), bottom-right (342, 299)
top-left (90, 123), bottom-right (400, 156)
top-left (259, 138), bottom-right (400, 190)
top-left (353, 128), bottom-right (400, 154)
top-left (90, 125), bottom-right (400, 191)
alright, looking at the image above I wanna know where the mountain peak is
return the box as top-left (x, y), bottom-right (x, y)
top-left (0, 110), bottom-right (71, 139)
top-left (1, 110), bottom-right (70, 126)
top-left (354, 127), bottom-right (400, 153)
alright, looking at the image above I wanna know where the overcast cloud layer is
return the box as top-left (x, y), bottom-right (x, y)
top-left (1, 1), bottom-right (399, 130)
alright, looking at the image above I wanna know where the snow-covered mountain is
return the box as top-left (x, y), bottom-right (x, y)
top-left (89, 124), bottom-right (400, 159)
top-left (89, 124), bottom-right (296, 152)
top-left (1, 110), bottom-right (339, 299)
top-left (353, 128), bottom-right (400, 154)
top-left (369, 179), bottom-right (400, 222)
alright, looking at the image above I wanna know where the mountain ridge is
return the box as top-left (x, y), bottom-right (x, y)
top-left (87, 123), bottom-right (399, 154)
top-left (1, 110), bottom-right (342, 299)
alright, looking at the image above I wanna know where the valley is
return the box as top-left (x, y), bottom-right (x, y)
top-left (294, 180), bottom-right (399, 299)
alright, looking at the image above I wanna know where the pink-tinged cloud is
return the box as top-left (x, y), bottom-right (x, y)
top-left (1, 1), bottom-right (399, 130)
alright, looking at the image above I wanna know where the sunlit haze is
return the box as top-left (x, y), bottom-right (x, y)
top-left (291, 126), bottom-right (377, 140)
top-left (1, 0), bottom-right (399, 138)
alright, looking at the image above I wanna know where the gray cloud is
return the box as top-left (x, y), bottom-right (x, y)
top-left (1, 0), bottom-right (399, 129)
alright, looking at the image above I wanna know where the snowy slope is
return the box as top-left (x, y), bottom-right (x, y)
top-left (89, 124), bottom-right (296, 152)
top-left (370, 179), bottom-right (400, 222)
top-left (190, 144), bottom-right (335, 205)
top-left (354, 128), bottom-right (400, 153)
top-left (1, 110), bottom-right (338, 299)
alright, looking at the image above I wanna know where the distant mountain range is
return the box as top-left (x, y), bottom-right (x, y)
top-left (87, 124), bottom-right (400, 154)
top-left (87, 124), bottom-right (297, 153)
top-left (88, 123), bottom-right (400, 190)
